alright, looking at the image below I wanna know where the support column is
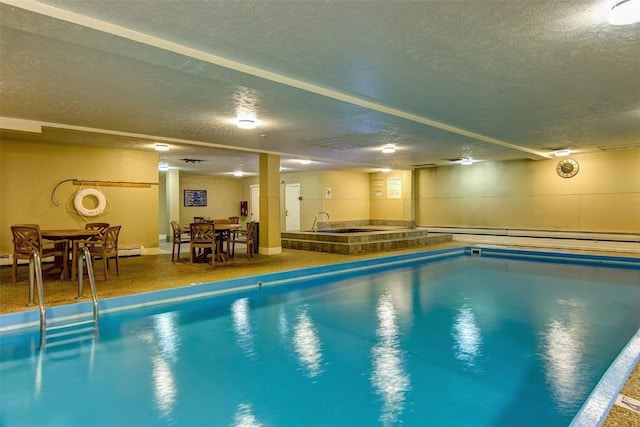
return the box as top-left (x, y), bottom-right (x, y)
top-left (258, 153), bottom-right (282, 255)
top-left (166, 168), bottom-right (180, 232)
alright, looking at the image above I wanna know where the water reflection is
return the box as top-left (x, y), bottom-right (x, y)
top-left (293, 306), bottom-right (323, 378)
top-left (371, 293), bottom-right (411, 425)
top-left (451, 304), bottom-right (482, 368)
top-left (278, 307), bottom-right (289, 339)
top-left (233, 403), bottom-right (262, 427)
top-left (540, 302), bottom-right (588, 413)
top-left (231, 298), bottom-right (256, 357)
top-left (138, 312), bottom-right (180, 421)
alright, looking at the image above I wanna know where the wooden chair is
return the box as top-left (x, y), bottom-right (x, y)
top-left (231, 221), bottom-right (256, 260)
top-left (193, 216), bottom-right (206, 223)
top-left (189, 222), bottom-right (218, 266)
top-left (11, 224), bottom-right (68, 282)
top-left (84, 225), bottom-right (121, 280)
top-left (170, 220), bottom-right (190, 261)
top-left (228, 216), bottom-right (240, 224)
top-left (85, 222), bottom-right (110, 240)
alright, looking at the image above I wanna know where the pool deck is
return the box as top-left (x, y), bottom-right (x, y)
top-left (0, 241), bottom-right (638, 426)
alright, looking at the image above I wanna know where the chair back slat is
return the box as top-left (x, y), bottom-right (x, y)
top-left (11, 225), bottom-right (43, 254)
top-left (190, 222), bottom-right (215, 243)
top-left (104, 226), bottom-right (121, 252)
top-left (85, 222), bottom-right (110, 241)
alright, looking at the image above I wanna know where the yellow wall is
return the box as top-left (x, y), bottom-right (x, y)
top-left (416, 149), bottom-right (640, 232)
top-left (0, 139), bottom-right (159, 254)
top-left (369, 170), bottom-right (413, 221)
top-left (179, 175), bottom-right (243, 223)
top-left (321, 170), bottom-right (370, 221)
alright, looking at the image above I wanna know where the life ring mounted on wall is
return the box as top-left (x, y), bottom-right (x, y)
top-left (73, 188), bottom-right (107, 217)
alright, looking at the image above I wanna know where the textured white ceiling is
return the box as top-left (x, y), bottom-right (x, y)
top-left (1, 0), bottom-right (638, 176)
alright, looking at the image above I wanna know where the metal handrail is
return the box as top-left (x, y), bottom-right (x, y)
top-left (312, 211), bottom-right (330, 231)
top-left (27, 250), bottom-right (47, 348)
top-left (77, 246), bottom-right (99, 322)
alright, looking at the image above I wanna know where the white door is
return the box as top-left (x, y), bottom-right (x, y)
top-left (250, 185), bottom-right (260, 223)
top-left (285, 183), bottom-right (301, 231)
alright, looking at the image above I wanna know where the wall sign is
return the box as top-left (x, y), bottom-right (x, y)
top-left (184, 189), bottom-right (207, 207)
top-left (387, 177), bottom-right (402, 198)
top-left (325, 187), bottom-right (332, 199)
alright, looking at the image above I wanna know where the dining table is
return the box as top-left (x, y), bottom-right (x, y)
top-left (41, 229), bottom-right (100, 281)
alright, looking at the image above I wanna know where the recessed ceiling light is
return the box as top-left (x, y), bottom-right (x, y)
top-left (380, 168), bottom-right (391, 173)
top-left (154, 143), bottom-right (170, 151)
top-left (299, 159), bottom-right (311, 165)
top-left (381, 145), bottom-right (396, 154)
top-left (237, 119), bottom-right (256, 129)
top-left (461, 158), bottom-right (473, 165)
top-left (554, 149), bottom-right (571, 157)
top-left (609, 0), bottom-right (640, 25)
top-left (233, 170), bottom-right (244, 177)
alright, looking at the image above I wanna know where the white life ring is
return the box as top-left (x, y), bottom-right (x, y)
top-left (73, 188), bottom-right (107, 217)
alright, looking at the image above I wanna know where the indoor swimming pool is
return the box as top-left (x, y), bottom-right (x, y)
top-left (0, 248), bottom-right (638, 426)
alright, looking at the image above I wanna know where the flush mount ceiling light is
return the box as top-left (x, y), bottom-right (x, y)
top-left (461, 158), bottom-right (473, 165)
top-left (609, 0), bottom-right (640, 25)
top-left (381, 145), bottom-right (396, 154)
top-left (299, 159), bottom-right (311, 165)
top-left (237, 119), bottom-right (256, 129)
top-left (158, 163), bottom-right (170, 171)
top-left (380, 168), bottom-right (391, 173)
top-left (154, 143), bottom-right (170, 151)
top-left (554, 149), bottom-right (571, 157)
top-left (233, 169), bottom-right (244, 177)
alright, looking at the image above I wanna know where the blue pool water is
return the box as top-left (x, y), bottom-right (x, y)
top-left (1, 250), bottom-right (639, 426)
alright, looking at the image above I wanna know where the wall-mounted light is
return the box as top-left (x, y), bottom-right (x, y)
top-left (554, 149), bottom-right (571, 157)
top-left (154, 143), bottom-right (170, 151)
top-left (237, 119), bottom-right (256, 129)
top-left (461, 158), bottom-right (473, 165)
top-left (609, 0), bottom-right (640, 25)
top-left (381, 145), bottom-right (396, 154)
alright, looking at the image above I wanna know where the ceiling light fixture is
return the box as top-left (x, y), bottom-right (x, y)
top-left (158, 163), bottom-right (170, 171)
top-left (233, 170), bottom-right (244, 177)
top-left (461, 158), bottom-right (473, 165)
top-left (554, 149), bottom-right (571, 157)
top-left (154, 143), bottom-right (170, 151)
top-left (380, 168), bottom-right (391, 173)
top-left (381, 145), bottom-right (396, 154)
top-left (609, 0), bottom-right (640, 25)
top-left (237, 119), bottom-right (256, 129)
top-left (299, 159), bottom-right (311, 165)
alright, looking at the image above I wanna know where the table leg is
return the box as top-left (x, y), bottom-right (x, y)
top-left (71, 241), bottom-right (79, 281)
top-left (43, 242), bottom-right (68, 280)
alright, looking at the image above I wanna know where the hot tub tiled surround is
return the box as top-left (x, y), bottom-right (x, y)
top-left (281, 220), bottom-right (452, 254)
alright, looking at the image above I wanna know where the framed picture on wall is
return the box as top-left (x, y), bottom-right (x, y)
top-left (184, 190), bottom-right (207, 207)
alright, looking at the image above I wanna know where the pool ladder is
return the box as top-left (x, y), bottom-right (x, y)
top-left (29, 247), bottom-right (100, 349)
top-left (311, 211), bottom-right (330, 232)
